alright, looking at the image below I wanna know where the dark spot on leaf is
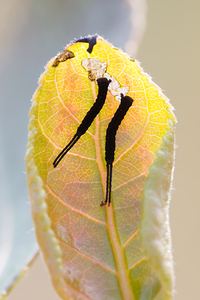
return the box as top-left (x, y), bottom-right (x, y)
top-left (52, 49), bottom-right (75, 67)
top-left (74, 35), bottom-right (97, 53)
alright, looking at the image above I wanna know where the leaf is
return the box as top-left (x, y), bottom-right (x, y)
top-left (26, 36), bottom-right (176, 300)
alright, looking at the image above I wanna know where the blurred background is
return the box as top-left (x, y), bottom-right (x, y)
top-left (0, 0), bottom-right (199, 299)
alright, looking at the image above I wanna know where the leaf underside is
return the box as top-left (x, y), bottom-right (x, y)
top-left (26, 36), bottom-right (176, 300)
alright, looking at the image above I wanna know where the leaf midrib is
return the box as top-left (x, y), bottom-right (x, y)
top-left (92, 82), bottom-right (135, 300)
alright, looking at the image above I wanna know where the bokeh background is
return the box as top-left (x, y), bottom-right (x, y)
top-left (0, 0), bottom-right (199, 299)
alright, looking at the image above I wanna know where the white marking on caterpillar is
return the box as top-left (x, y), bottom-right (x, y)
top-left (82, 58), bottom-right (129, 102)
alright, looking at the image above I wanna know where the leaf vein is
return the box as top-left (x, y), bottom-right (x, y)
top-left (45, 183), bottom-right (106, 225)
top-left (123, 228), bottom-right (140, 248)
top-left (112, 172), bottom-right (146, 192)
top-left (129, 257), bottom-right (147, 272)
top-left (59, 239), bottom-right (117, 276)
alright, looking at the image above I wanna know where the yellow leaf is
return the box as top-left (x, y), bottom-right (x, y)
top-left (26, 35), bottom-right (176, 300)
